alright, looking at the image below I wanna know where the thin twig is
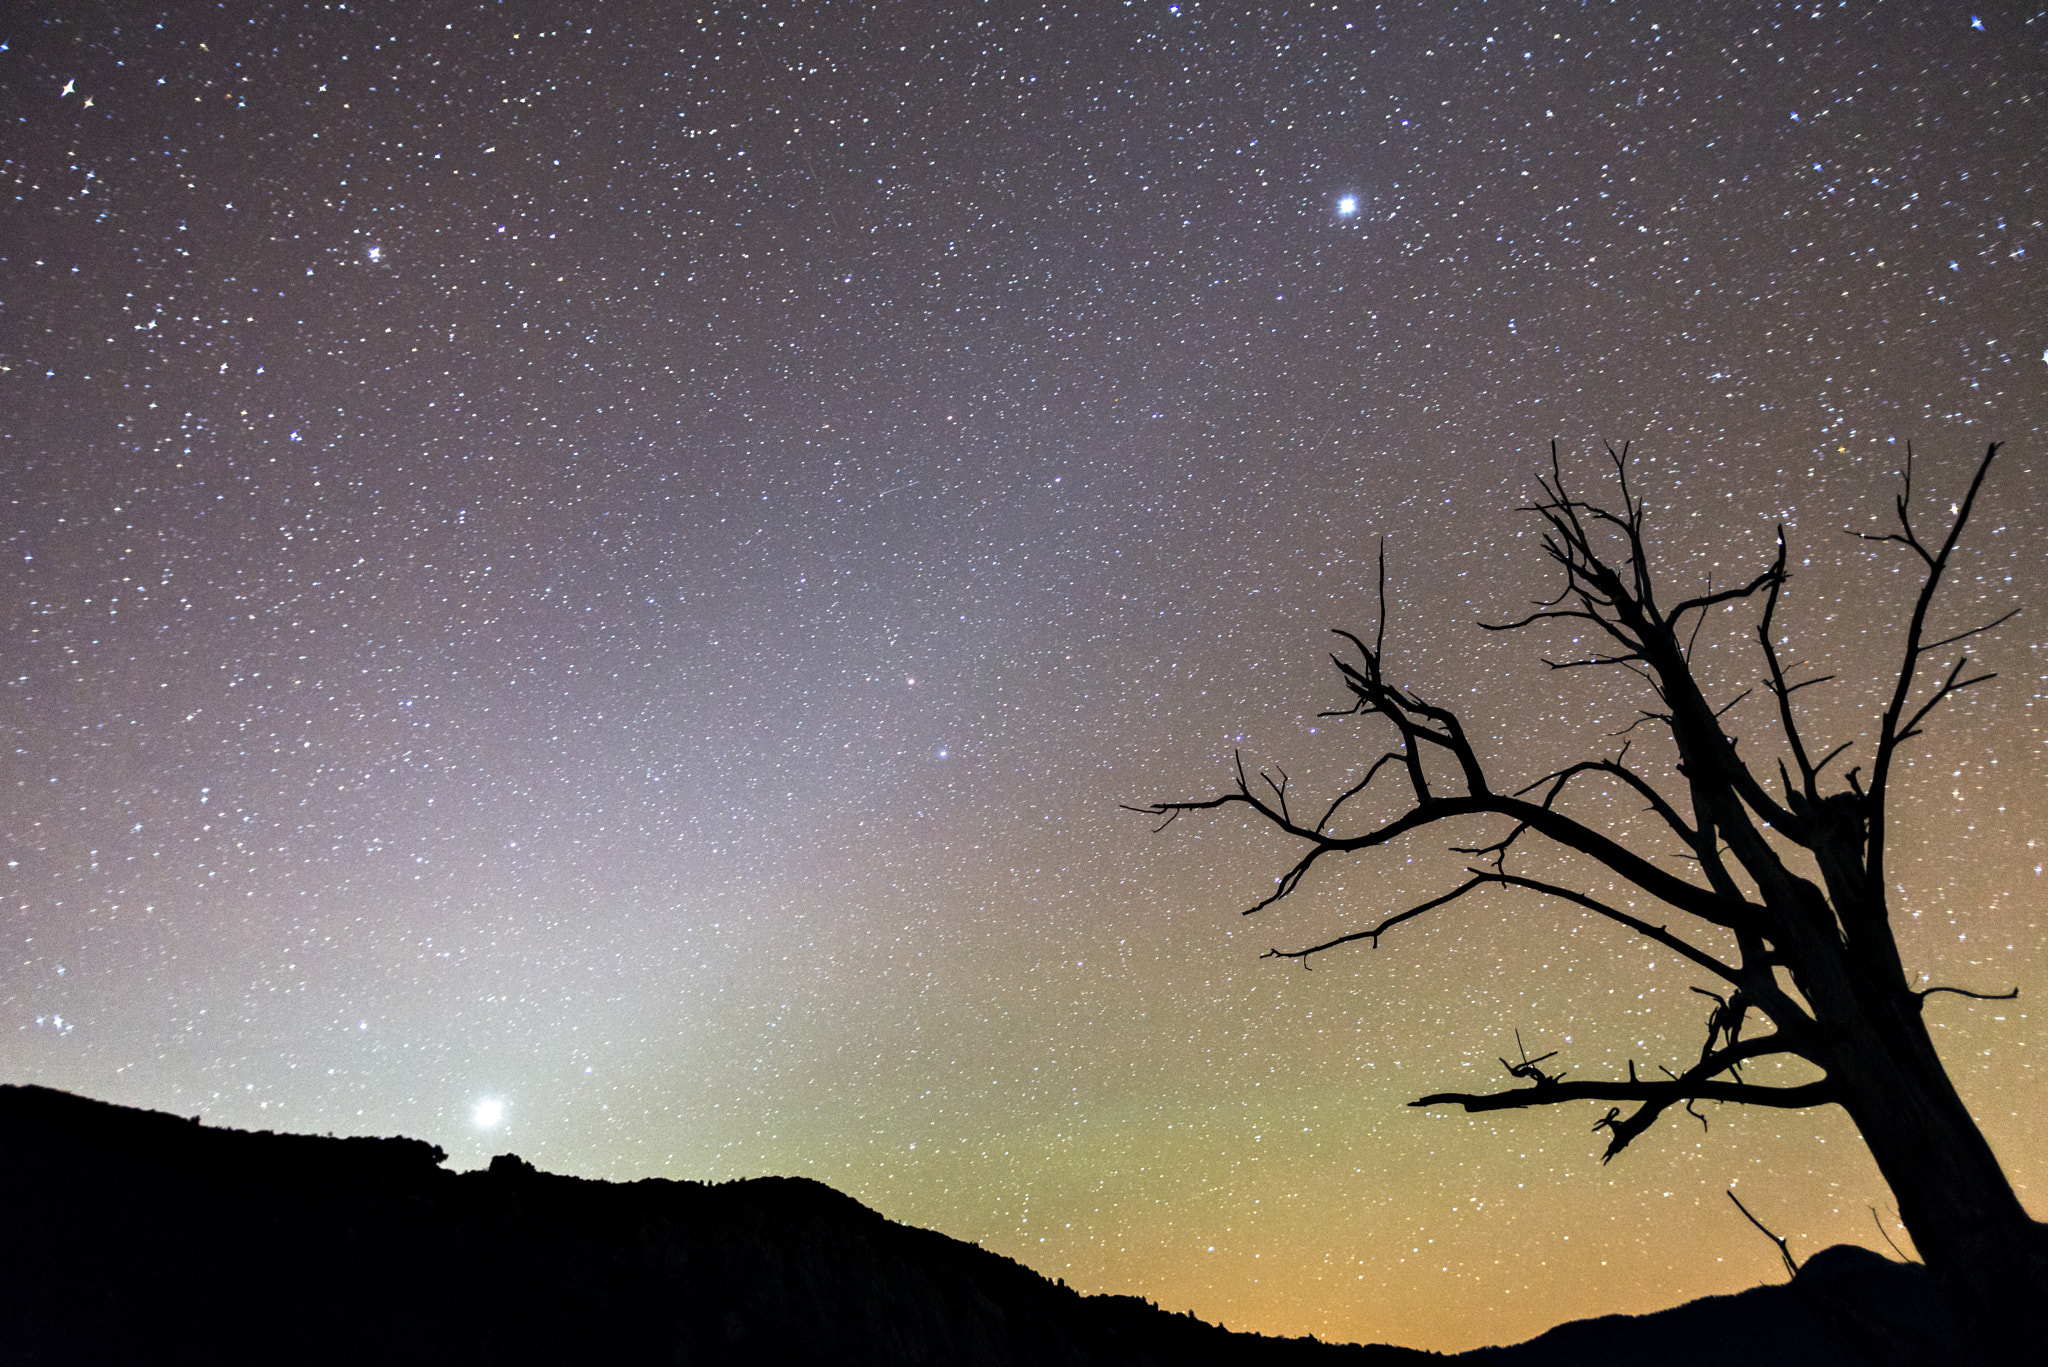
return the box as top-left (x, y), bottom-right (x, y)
top-left (1728, 1190), bottom-right (1798, 1280)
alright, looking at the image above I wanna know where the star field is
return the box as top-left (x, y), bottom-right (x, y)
top-left (4, 2), bottom-right (2046, 1352)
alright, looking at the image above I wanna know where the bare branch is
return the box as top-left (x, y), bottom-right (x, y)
top-left (1140, 743), bottom-right (1764, 933)
top-left (1895, 654), bottom-right (1998, 744)
top-left (1260, 766), bottom-right (1292, 826)
top-left (1809, 739), bottom-right (1854, 780)
top-left (1262, 876), bottom-right (1491, 960)
top-left (1121, 797), bottom-right (1217, 833)
top-left (1479, 872), bottom-right (1741, 983)
top-left (1374, 536), bottom-right (1391, 659)
top-left (1612, 709), bottom-right (1674, 738)
top-left (1515, 754), bottom-right (1700, 848)
top-left (1871, 1207), bottom-right (1917, 1264)
top-left (1869, 442), bottom-right (2004, 892)
top-left (1500, 1029), bottom-right (1565, 1084)
top-left (1754, 529), bottom-right (1824, 804)
top-left (1479, 607), bottom-right (1612, 633)
top-left (1412, 1072), bottom-right (1826, 1119)
top-left (1922, 607), bottom-right (2022, 654)
top-left (1670, 565), bottom-right (1782, 622)
top-left (1313, 752), bottom-right (1404, 835)
top-left (1540, 652), bottom-right (1651, 671)
top-left (1448, 820), bottom-right (1534, 862)
top-left (1261, 869), bottom-right (1750, 1035)
top-left (1416, 1026), bottom-right (1812, 1163)
top-left (1124, 750), bottom-right (1284, 834)
top-left (1782, 674), bottom-right (1836, 696)
top-left (1729, 1190), bottom-right (1800, 1280)
top-left (1712, 687), bottom-right (1754, 720)
top-left (1684, 575), bottom-right (1713, 662)
top-left (1915, 983), bottom-right (2018, 1006)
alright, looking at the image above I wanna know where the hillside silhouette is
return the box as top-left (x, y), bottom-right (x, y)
top-left (1459, 1243), bottom-right (1953, 1366)
top-left (0, 1084), bottom-right (1438, 1365)
top-left (1, 1084), bottom-right (1959, 1364)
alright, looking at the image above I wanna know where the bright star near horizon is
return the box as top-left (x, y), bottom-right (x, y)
top-left (472, 1098), bottom-right (504, 1128)
top-left (1337, 195), bottom-right (1357, 216)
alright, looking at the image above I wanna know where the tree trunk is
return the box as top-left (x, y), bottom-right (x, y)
top-left (1745, 791), bottom-right (2045, 1349)
top-left (1823, 974), bottom-right (2047, 1352)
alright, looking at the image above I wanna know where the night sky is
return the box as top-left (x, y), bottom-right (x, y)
top-left (5, 1), bottom-right (2045, 1352)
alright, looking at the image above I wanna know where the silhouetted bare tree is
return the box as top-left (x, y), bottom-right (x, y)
top-left (1134, 443), bottom-right (2043, 1347)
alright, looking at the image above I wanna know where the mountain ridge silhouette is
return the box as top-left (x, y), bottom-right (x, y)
top-left (0, 1083), bottom-right (1436, 1365)
top-left (1, 1083), bottom-right (1952, 1364)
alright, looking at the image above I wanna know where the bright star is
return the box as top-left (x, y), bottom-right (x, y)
top-left (473, 1098), bottom-right (504, 1128)
top-left (1337, 195), bottom-right (1358, 216)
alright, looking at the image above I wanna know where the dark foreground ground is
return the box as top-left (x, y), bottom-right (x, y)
top-left (1, 1084), bottom-right (1954, 1365)
top-left (1456, 1242), bottom-right (1955, 1366)
top-left (0, 1084), bottom-right (1435, 1365)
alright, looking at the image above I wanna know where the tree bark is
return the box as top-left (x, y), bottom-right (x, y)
top-left (1819, 965), bottom-right (2045, 1350)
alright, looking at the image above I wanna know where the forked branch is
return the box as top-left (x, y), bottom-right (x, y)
top-left (1414, 1030), bottom-right (1817, 1161)
top-left (1867, 442), bottom-right (2006, 890)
